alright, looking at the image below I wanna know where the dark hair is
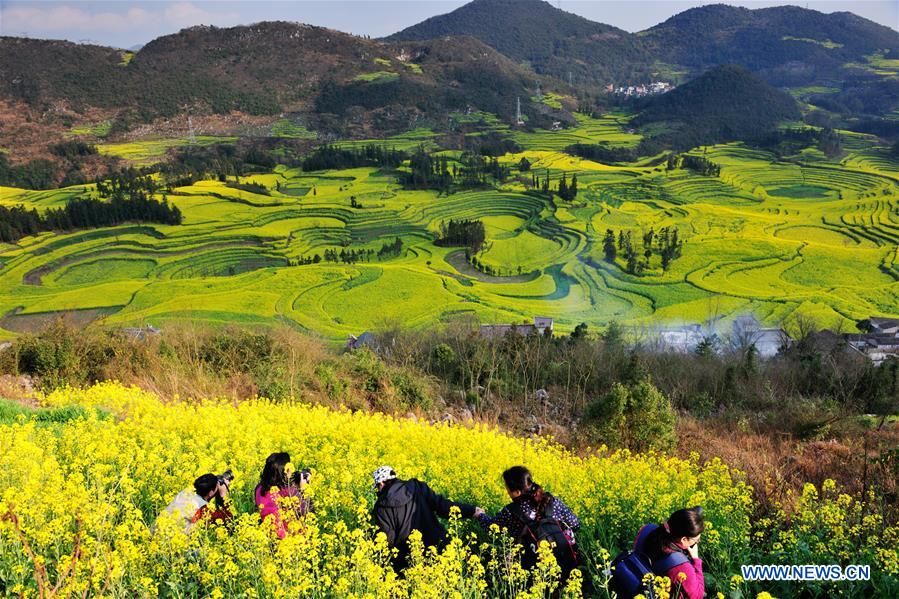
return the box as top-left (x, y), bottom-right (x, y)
top-left (502, 466), bottom-right (554, 516)
top-left (259, 452), bottom-right (291, 492)
top-left (645, 507), bottom-right (705, 563)
top-left (194, 473), bottom-right (219, 498)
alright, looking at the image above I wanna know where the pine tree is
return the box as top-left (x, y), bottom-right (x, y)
top-left (603, 229), bottom-right (617, 262)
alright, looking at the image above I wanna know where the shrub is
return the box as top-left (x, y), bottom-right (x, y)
top-left (585, 376), bottom-right (677, 452)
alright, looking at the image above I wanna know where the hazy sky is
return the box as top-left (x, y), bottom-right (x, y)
top-left (1, 0), bottom-right (896, 48)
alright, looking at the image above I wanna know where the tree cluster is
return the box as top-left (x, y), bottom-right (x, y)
top-left (301, 145), bottom-right (407, 172)
top-left (226, 180), bottom-right (271, 196)
top-left (667, 153), bottom-right (721, 177)
top-left (159, 143), bottom-right (284, 187)
top-left (0, 154), bottom-right (60, 190)
top-left (322, 248), bottom-right (375, 264)
top-left (603, 226), bottom-right (683, 274)
top-left (0, 192), bottom-right (181, 243)
top-left (817, 127), bottom-right (843, 159)
top-left (466, 253), bottom-right (512, 278)
top-left (462, 132), bottom-right (522, 157)
top-left (436, 219), bottom-right (486, 252)
top-left (754, 126), bottom-right (844, 159)
top-left (531, 171), bottom-right (578, 200)
top-left (556, 173), bottom-right (578, 201)
top-left (377, 237), bottom-right (404, 259)
top-left (400, 149), bottom-right (509, 192)
top-left (403, 150), bottom-right (453, 191)
top-left (94, 168), bottom-right (160, 199)
top-left (566, 143), bottom-right (639, 164)
top-left (49, 140), bottom-right (98, 161)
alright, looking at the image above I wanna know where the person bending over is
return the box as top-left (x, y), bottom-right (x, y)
top-left (371, 465), bottom-right (481, 571)
top-left (161, 470), bottom-right (234, 534)
top-left (477, 466), bottom-right (581, 582)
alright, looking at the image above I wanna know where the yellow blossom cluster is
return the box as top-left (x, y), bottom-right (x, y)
top-left (0, 382), bottom-right (894, 597)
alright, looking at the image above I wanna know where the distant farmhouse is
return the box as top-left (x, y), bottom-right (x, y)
top-left (654, 315), bottom-right (789, 358)
top-left (651, 314), bottom-right (899, 365)
top-left (730, 315), bottom-right (790, 358)
top-left (846, 317), bottom-right (899, 365)
top-left (480, 317), bottom-right (553, 339)
top-left (656, 323), bottom-right (704, 353)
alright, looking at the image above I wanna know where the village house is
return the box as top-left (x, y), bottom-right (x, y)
top-left (480, 316), bottom-right (553, 339)
top-left (655, 323), bottom-right (705, 353)
top-left (651, 315), bottom-right (790, 358)
top-left (608, 80), bottom-right (673, 97)
top-left (845, 317), bottom-right (899, 365)
top-left (731, 315), bottom-right (790, 358)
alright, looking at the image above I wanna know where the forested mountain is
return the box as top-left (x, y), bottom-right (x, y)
top-left (633, 64), bottom-right (801, 148)
top-left (0, 22), bottom-right (541, 136)
top-left (1, 0), bottom-right (897, 175)
top-left (641, 4), bottom-right (899, 86)
top-left (385, 0), bottom-right (652, 85)
top-left (0, 38), bottom-right (127, 110)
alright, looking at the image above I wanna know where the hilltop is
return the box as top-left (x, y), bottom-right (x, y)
top-left (641, 4), bottom-right (899, 85)
top-left (634, 64), bottom-right (801, 147)
top-left (385, 1), bottom-right (899, 92)
top-left (0, 23), bottom-right (543, 161)
top-left (385, 0), bottom-right (651, 86)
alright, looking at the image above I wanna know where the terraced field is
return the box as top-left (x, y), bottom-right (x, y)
top-left (2, 117), bottom-right (899, 340)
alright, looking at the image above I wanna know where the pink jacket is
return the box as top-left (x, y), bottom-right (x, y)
top-left (665, 547), bottom-right (704, 599)
top-left (255, 484), bottom-right (310, 539)
top-left (633, 525), bottom-right (705, 599)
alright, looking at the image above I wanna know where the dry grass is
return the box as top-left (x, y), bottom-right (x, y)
top-left (677, 415), bottom-right (899, 520)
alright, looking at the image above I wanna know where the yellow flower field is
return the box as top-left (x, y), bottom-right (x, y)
top-left (0, 383), bottom-right (895, 597)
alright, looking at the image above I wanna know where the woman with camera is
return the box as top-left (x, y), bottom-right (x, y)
top-left (255, 451), bottom-right (314, 539)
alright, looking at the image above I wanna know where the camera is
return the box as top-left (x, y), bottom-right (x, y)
top-left (291, 468), bottom-right (312, 486)
top-left (217, 469), bottom-right (234, 487)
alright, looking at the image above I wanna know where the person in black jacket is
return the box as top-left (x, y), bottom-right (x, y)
top-left (371, 465), bottom-right (483, 571)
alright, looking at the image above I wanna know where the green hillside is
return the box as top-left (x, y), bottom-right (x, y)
top-left (2, 3), bottom-right (899, 340)
top-left (633, 64), bottom-right (801, 147)
top-left (641, 4), bottom-right (899, 85)
top-left (2, 110), bottom-right (898, 339)
top-left (0, 23), bottom-right (542, 135)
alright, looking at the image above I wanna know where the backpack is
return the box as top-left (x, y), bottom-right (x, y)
top-left (609, 550), bottom-right (656, 599)
top-left (508, 501), bottom-right (579, 578)
top-left (609, 524), bottom-right (691, 599)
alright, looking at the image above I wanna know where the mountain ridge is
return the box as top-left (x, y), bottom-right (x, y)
top-left (385, 0), bottom-right (652, 86)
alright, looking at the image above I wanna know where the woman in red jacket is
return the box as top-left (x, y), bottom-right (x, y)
top-left (634, 507), bottom-right (706, 599)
